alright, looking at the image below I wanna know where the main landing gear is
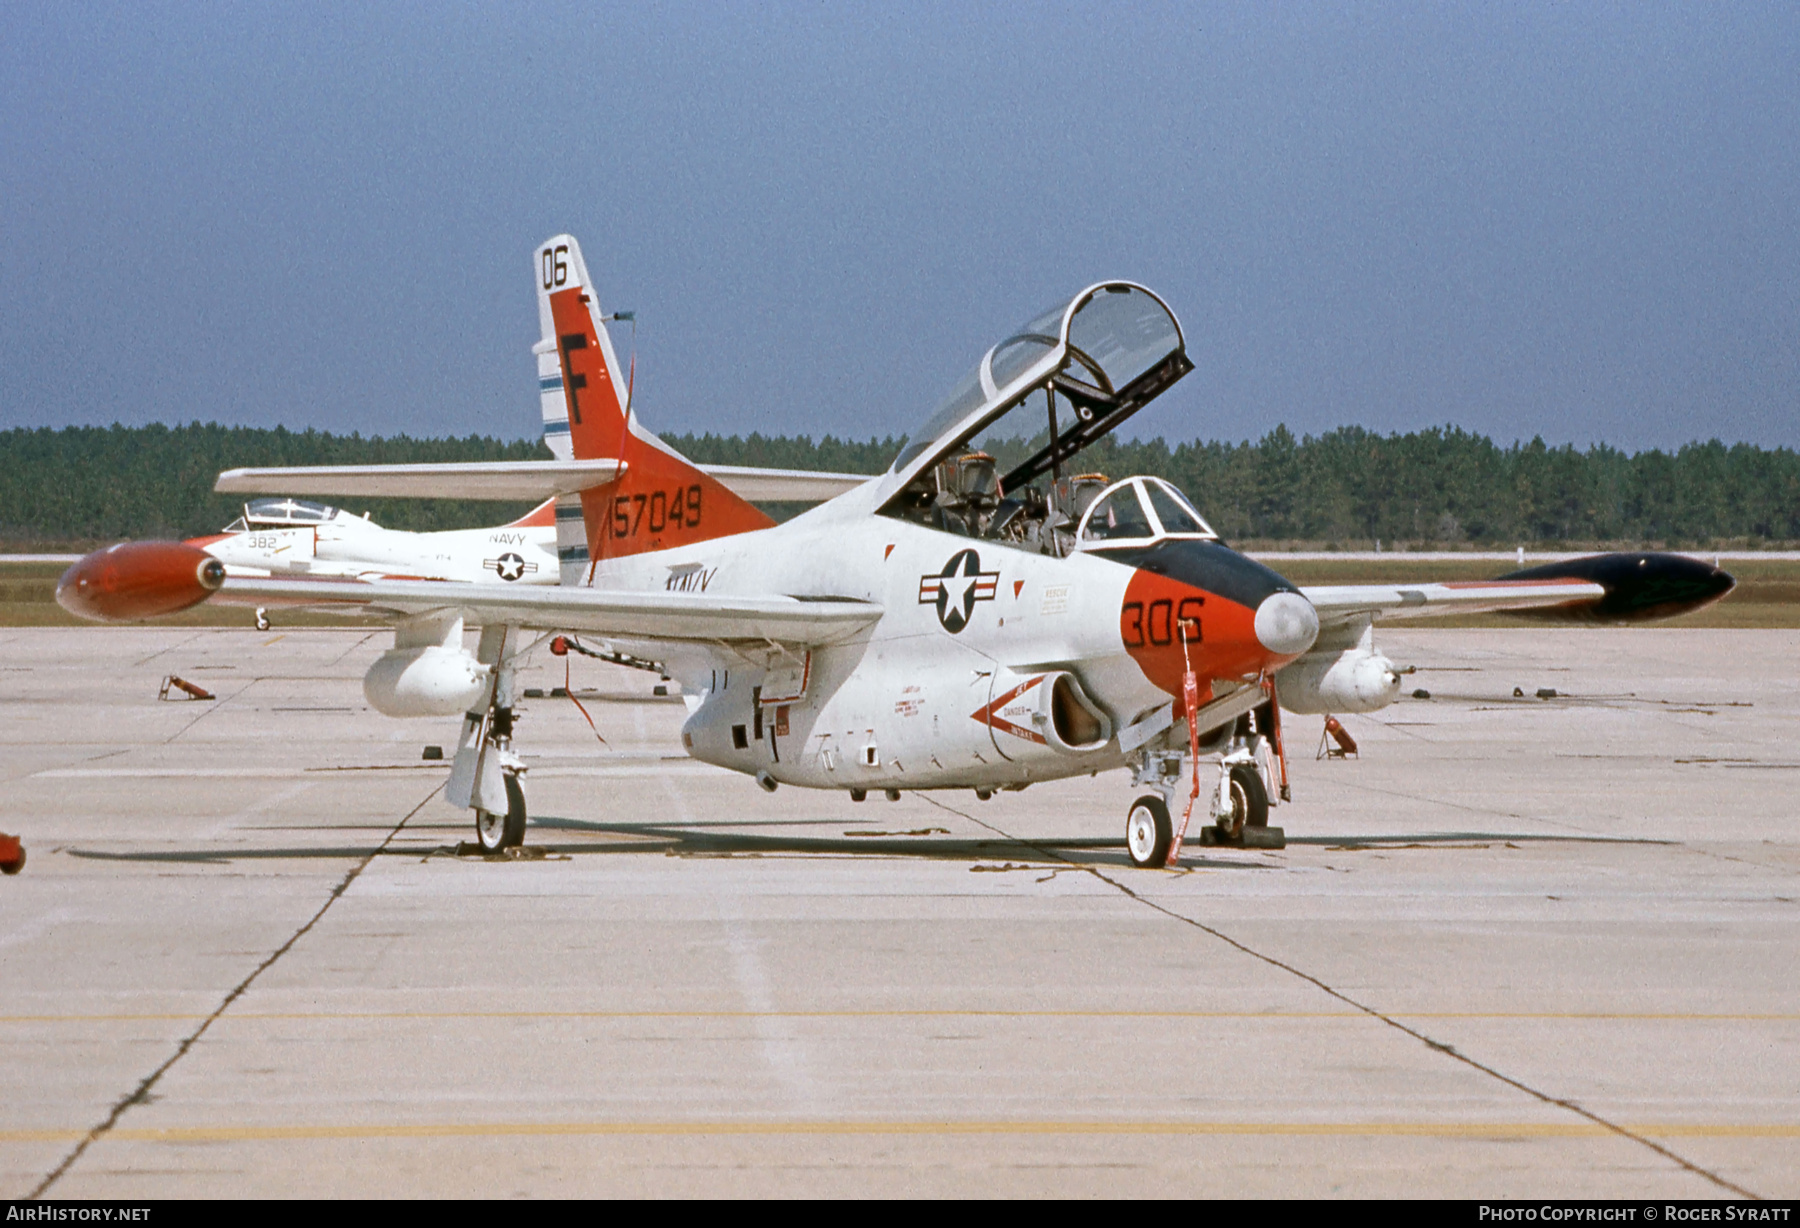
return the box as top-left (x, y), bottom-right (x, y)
top-left (450, 624), bottom-right (531, 853)
top-left (473, 752), bottom-right (528, 853)
top-left (1214, 763), bottom-right (1269, 842)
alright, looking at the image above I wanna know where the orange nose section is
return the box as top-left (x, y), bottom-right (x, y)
top-left (1121, 568), bottom-right (1266, 699)
top-left (56, 542), bottom-right (226, 623)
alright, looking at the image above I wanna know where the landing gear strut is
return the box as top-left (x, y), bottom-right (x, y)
top-left (449, 623), bottom-right (530, 853)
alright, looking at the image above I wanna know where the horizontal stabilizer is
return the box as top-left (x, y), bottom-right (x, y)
top-left (214, 461), bottom-right (871, 504)
top-left (696, 465), bottom-right (870, 502)
top-left (216, 461), bottom-right (625, 501)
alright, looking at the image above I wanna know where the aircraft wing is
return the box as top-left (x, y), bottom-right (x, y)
top-left (1301, 578), bottom-right (1604, 626)
top-left (1299, 552), bottom-right (1736, 628)
top-left (211, 573), bottom-right (882, 645)
top-left (214, 461), bottom-right (871, 503)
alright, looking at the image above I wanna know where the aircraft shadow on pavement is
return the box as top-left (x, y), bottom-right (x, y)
top-left (520, 813), bottom-right (1201, 868)
top-left (62, 824), bottom-right (1665, 869)
top-left (1285, 832), bottom-right (1670, 848)
top-left (64, 812), bottom-right (1271, 871)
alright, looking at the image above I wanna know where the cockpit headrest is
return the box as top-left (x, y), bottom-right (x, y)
top-left (935, 451), bottom-right (1000, 501)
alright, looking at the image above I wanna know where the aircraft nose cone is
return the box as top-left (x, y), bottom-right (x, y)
top-left (1254, 590), bottom-right (1318, 658)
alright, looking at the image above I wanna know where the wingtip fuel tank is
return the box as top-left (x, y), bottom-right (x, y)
top-left (56, 542), bottom-right (226, 623)
top-left (1497, 552), bottom-right (1736, 623)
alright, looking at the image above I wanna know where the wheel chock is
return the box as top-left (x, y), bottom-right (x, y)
top-left (0, 832), bottom-right (24, 875)
top-left (1198, 826), bottom-right (1286, 850)
top-left (452, 842), bottom-right (550, 861)
top-left (158, 675), bottom-right (215, 702)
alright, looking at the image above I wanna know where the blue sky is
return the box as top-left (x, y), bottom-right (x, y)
top-left (2, 2), bottom-right (1795, 450)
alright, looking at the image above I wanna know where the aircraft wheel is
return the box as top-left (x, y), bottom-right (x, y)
top-left (1217, 765), bottom-right (1268, 841)
top-left (474, 776), bottom-right (527, 852)
top-left (1125, 795), bottom-right (1172, 868)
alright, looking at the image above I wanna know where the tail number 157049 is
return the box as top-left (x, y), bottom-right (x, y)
top-left (610, 486), bottom-right (702, 538)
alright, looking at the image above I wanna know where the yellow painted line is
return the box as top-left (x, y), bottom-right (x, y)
top-left (3, 1010), bottom-right (1797, 1024)
top-left (3, 1122), bottom-right (1797, 1145)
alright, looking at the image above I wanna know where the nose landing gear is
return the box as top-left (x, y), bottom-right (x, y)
top-left (1125, 795), bottom-right (1172, 868)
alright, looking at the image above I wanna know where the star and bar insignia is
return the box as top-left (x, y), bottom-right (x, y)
top-left (919, 548), bottom-right (999, 633)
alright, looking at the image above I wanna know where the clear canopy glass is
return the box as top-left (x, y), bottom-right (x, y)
top-left (244, 498), bottom-right (340, 526)
top-left (1076, 478), bottom-right (1218, 547)
top-left (888, 283), bottom-right (1185, 479)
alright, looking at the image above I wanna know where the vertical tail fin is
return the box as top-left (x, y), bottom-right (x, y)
top-left (534, 235), bottom-right (772, 575)
top-left (503, 497), bottom-right (557, 530)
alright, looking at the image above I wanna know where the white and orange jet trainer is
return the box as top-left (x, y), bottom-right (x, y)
top-left (189, 497), bottom-right (559, 588)
top-left (58, 235), bottom-right (1734, 864)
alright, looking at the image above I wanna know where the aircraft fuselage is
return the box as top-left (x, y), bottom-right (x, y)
top-left (588, 493), bottom-right (1309, 792)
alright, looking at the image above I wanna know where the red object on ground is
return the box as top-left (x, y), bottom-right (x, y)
top-left (160, 675), bottom-right (216, 701)
top-left (1325, 716), bottom-right (1359, 755)
top-left (0, 832), bottom-right (23, 875)
top-left (56, 542), bottom-right (225, 623)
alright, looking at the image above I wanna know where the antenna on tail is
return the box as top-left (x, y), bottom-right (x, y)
top-left (604, 311), bottom-right (636, 416)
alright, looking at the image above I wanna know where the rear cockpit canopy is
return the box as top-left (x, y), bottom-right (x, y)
top-left (886, 282), bottom-right (1190, 489)
top-left (879, 282), bottom-right (1196, 554)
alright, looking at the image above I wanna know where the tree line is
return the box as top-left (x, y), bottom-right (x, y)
top-left (1, 422), bottom-right (1795, 547)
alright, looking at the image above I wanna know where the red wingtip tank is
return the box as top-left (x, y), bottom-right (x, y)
top-left (56, 542), bottom-right (227, 623)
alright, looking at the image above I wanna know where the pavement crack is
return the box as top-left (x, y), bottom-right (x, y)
top-left (921, 794), bottom-right (1760, 1200)
top-left (27, 782), bottom-right (444, 1199)
top-left (327, 633), bottom-right (380, 666)
top-left (131, 632), bottom-right (205, 669)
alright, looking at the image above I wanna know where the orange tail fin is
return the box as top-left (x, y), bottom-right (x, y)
top-left (534, 235), bottom-right (771, 580)
top-left (505, 497), bottom-right (557, 529)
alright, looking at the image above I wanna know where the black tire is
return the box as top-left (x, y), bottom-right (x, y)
top-left (1218, 764), bottom-right (1269, 840)
top-left (474, 775), bottom-right (527, 852)
top-left (1125, 794), bottom-right (1172, 868)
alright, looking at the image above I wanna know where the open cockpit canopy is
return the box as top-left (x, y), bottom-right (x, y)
top-left (880, 283), bottom-right (1196, 556)
top-left (887, 282), bottom-right (1190, 487)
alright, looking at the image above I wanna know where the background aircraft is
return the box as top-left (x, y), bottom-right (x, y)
top-left (191, 495), bottom-right (559, 587)
top-left (56, 235), bottom-right (1734, 866)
